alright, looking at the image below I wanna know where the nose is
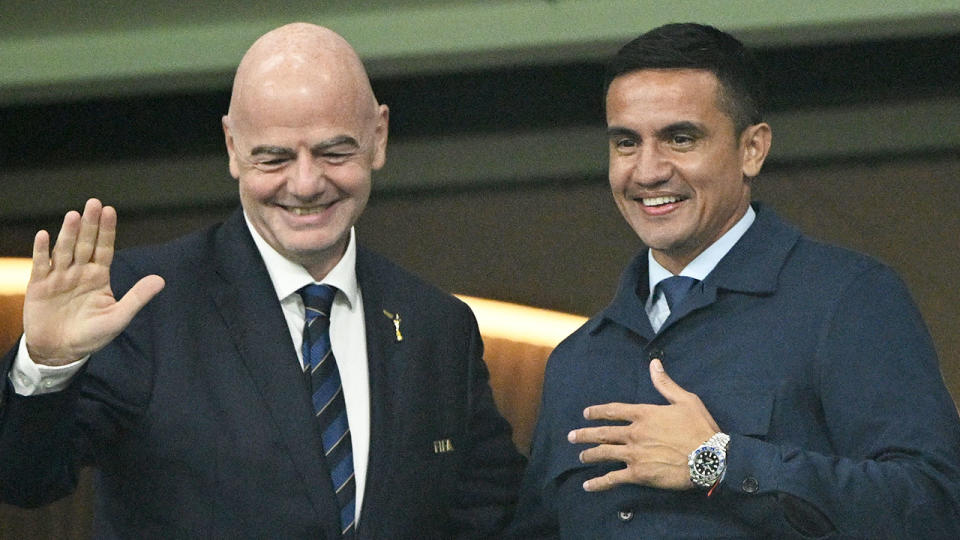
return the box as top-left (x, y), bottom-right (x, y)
top-left (287, 150), bottom-right (324, 199)
top-left (631, 143), bottom-right (671, 186)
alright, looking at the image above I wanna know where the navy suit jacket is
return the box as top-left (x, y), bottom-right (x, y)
top-left (511, 204), bottom-right (960, 538)
top-left (0, 209), bottom-right (524, 538)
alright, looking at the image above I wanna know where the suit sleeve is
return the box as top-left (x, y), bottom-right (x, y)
top-left (446, 308), bottom-right (527, 538)
top-left (719, 264), bottom-right (960, 538)
top-left (0, 254), bottom-right (154, 507)
top-left (0, 342), bottom-right (85, 507)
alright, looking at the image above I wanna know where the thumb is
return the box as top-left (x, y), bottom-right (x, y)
top-left (649, 358), bottom-right (688, 404)
top-left (114, 274), bottom-right (165, 323)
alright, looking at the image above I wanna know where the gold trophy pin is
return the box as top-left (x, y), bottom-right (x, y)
top-left (382, 309), bottom-right (403, 342)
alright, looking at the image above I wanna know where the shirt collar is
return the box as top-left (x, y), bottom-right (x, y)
top-left (243, 214), bottom-right (360, 308)
top-left (648, 205), bottom-right (756, 291)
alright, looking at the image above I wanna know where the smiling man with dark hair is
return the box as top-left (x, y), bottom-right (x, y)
top-left (511, 22), bottom-right (960, 538)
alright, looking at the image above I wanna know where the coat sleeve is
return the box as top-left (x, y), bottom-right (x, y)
top-left (446, 308), bottom-right (528, 538)
top-left (719, 264), bottom-right (960, 538)
top-left (0, 254), bottom-right (154, 508)
top-left (0, 343), bottom-right (85, 507)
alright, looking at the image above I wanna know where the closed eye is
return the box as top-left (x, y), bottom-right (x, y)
top-left (251, 157), bottom-right (291, 172)
top-left (321, 151), bottom-right (355, 164)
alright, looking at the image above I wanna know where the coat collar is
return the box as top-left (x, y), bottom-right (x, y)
top-left (589, 203), bottom-right (802, 338)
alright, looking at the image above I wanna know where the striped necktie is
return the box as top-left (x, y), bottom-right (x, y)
top-left (299, 284), bottom-right (356, 537)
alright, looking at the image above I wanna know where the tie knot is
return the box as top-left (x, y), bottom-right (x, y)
top-left (299, 283), bottom-right (337, 323)
top-left (657, 276), bottom-right (699, 311)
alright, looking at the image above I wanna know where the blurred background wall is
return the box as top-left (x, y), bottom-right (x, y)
top-left (1, 4), bottom-right (958, 533)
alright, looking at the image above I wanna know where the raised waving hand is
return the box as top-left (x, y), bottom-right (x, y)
top-left (22, 199), bottom-right (165, 366)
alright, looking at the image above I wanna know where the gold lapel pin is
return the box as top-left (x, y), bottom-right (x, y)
top-left (382, 309), bottom-right (403, 342)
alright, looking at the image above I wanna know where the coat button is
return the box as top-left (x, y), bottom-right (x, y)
top-left (618, 509), bottom-right (634, 522)
top-left (647, 349), bottom-right (664, 362)
top-left (741, 477), bottom-right (759, 493)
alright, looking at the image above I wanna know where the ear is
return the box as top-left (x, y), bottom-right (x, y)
top-left (371, 104), bottom-right (390, 171)
top-left (222, 116), bottom-right (241, 180)
top-left (740, 122), bottom-right (772, 178)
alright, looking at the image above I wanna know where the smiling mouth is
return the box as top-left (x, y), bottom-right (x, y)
top-left (641, 195), bottom-right (686, 207)
top-left (281, 203), bottom-right (333, 215)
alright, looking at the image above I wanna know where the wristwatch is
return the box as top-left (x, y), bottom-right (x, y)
top-left (688, 432), bottom-right (730, 490)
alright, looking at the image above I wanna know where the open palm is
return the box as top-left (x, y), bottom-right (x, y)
top-left (22, 199), bottom-right (165, 366)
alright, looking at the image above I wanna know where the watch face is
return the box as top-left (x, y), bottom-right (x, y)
top-left (694, 450), bottom-right (721, 474)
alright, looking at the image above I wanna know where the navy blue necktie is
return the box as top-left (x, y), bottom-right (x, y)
top-left (299, 284), bottom-right (355, 536)
top-left (658, 275), bottom-right (699, 312)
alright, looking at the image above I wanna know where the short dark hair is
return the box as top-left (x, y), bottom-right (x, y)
top-left (605, 23), bottom-right (764, 133)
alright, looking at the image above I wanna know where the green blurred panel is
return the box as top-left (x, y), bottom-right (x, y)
top-left (1, 0), bottom-right (958, 103)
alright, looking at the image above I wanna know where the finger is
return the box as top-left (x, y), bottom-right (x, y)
top-left (579, 443), bottom-right (630, 465)
top-left (583, 402), bottom-right (643, 422)
top-left (649, 358), bottom-right (690, 405)
top-left (583, 468), bottom-right (635, 492)
top-left (51, 210), bottom-right (81, 270)
top-left (93, 204), bottom-right (118, 267)
top-left (113, 275), bottom-right (166, 325)
top-left (585, 463), bottom-right (692, 492)
top-left (30, 230), bottom-right (51, 280)
top-left (74, 199), bottom-right (103, 264)
top-left (569, 425), bottom-right (629, 445)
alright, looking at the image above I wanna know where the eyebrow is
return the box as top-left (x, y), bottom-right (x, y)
top-left (248, 135), bottom-right (361, 158)
top-left (606, 122), bottom-right (706, 140)
top-left (658, 121), bottom-right (705, 138)
top-left (249, 145), bottom-right (294, 158)
top-left (607, 126), bottom-right (637, 138)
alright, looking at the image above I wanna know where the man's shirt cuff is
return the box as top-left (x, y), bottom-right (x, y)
top-left (9, 336), bottom-right (88, 396)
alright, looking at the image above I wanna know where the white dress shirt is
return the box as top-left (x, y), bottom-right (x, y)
top-left (9, 219), bottom-right (372, 522)
top-left (247, 220), bottom-right (370, 522)
top-left (646, 206), bottom-right (756, 332)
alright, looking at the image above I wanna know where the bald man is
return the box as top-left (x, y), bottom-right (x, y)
top-left (0, 23), bottom-right (524, 538)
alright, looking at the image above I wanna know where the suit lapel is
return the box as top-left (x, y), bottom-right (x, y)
top-left (353, 248), bottom-right (407, 535)
top-left (205, 210), bottom-right (341, 537)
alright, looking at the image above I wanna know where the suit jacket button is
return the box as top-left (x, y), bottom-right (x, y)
top-left (618, 509), bottom-right (634, 522)
top-left (647, 349), bottom-right (665, 362)
top-left (741, 476), bottom-right (759, 493)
